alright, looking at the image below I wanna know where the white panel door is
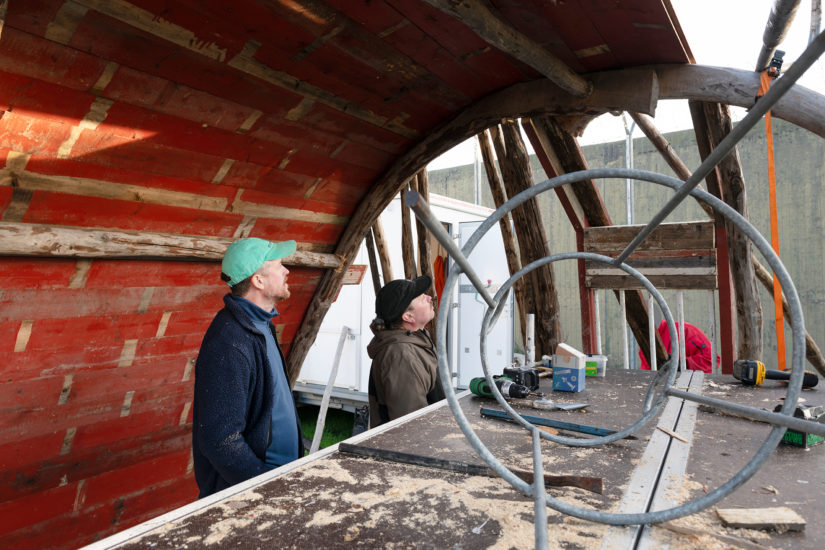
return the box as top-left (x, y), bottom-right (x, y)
top-left (456, 221), bottom-right (513, 387)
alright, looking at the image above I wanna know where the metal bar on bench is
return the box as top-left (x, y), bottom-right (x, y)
top-left (666, 388), bottom-right (825, 437)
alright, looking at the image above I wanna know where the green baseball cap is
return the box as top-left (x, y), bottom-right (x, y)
top-left (221, 237), bottom-right (296, 286)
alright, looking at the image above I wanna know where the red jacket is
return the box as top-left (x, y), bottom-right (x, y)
top-left (639, 321), bottom-right (718, 373)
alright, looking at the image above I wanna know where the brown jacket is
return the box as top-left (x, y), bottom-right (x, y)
top-left (367, 329), bottom-right (445, 428)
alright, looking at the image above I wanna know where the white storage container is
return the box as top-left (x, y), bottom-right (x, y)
top-left (585, 354), bottom-right (607, 376)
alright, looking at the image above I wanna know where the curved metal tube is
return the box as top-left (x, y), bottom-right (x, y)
top-left (423, 167), bottom-right (806, 527)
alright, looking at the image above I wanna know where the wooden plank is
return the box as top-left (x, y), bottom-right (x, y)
top-left (0, 168), bottom-right (226, 212)
top-left (586, 275), bottom-right (717, 290)
top-left (585, 253), bottom-right (717, 270)
top-left (0, 222), bottom-right (341, 268)
top-left (636, 371), bottom-right (704, 549)
top-left (602, 371), bottom-right (696, 549)
top-left (585, 251), bottom-right (717, 289)
top-left (717, 507), bottom-right (806, 532)
top-left (73, 0), bottom-right (419, 140)
top-left (583, 221), bottom-right (715, 252)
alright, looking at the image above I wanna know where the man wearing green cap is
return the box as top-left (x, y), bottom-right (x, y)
top-left (192, 237), bottom-right (304, 498)
top-left (367, 275), bottom-right (445, 428)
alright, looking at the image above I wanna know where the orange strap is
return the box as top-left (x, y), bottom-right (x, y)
top-left (758, 71), bottom-right (786, 370)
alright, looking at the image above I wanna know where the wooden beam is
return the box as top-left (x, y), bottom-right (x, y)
top-left (490, 121), bottom-right (560, 357)
top-left (656, 64), bottom-right (825, 139)
top-left (401, 180), bottom-right (417, 280)
top-left (0, 222), bottom-right (341, 268)
top-left (584, 222), bottom-right (716, 252)
top-left (364, 228), bottom-right (382, 296)
top-left (0, 169), bottom-right (347, 225)
top-left (421, 0), bottom-right (592, 98)
top-left (414, 169), bottom-right (437, 336)
top-left (372, 219), bottom-right (394, 284)
top-left (415, 170), bottom-right (434, 285)
top-left (0, 0), bottom-right (7, 40)
top-left (478, 129), bottom-right (528, 344)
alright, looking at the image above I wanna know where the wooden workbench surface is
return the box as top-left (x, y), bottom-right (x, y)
top-left (92, 370), bottom-right (824, 550)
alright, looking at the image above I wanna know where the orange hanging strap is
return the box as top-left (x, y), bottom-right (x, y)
top-left (757, 69), bottom-right (786, 370)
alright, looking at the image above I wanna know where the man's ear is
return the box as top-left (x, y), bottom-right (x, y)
top-left (251, 272), bottom-right (265, 290)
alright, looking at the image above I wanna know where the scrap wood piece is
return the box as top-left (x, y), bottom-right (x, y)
top-left (656, 425), bottom-right (689, 443)
top-left (659, 521), bottom-right (772, 550)
top-left (337, 442), bottom-right (604, 494)
top-left (716, 506), bottom-right (806, 532)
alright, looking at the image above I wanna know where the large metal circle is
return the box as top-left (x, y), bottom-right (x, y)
top-left (434, 167), bottom-right (806, 525)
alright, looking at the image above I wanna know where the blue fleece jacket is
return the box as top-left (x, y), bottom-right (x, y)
top-left (192, 294), bottom-right (303, 498)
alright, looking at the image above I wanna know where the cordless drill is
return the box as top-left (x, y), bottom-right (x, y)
top-left (732, 359), bottom-right (819, 389)
top-left (469, 376), bottom-right (530, 399)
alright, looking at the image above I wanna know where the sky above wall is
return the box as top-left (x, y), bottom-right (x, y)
top-left (429, 0), bottom-right (825, 169)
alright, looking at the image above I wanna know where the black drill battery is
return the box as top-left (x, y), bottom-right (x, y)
top-left (503, 366), bottom-right (540, 391)
top-left (773, 403), bottom-right (825, 448)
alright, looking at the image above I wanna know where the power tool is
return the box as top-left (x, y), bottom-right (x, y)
top-left (732, 359), bottom-right (819, 389)
top-left (503, 366), bottom-right (540, 391)
top-left (469, 376), bottom-right (530, 399)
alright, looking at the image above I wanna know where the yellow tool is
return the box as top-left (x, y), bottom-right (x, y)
top-left (732, 359), bottom-right (818, 388)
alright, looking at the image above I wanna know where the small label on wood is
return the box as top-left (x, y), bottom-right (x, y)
top-left (342, 264), bottom-right (367, 285)
top-left (717, 506), bottom-right (806, 532)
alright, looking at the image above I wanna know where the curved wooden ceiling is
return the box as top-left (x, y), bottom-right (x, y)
top-left (0, 0), bottom-right (693, 353)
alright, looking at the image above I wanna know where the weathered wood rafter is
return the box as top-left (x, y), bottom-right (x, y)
top-left (372, 219), bottom-right (394, 284)
top-left (0, 222), bottom-right (341, 268)
top-left (415, 170), bottom-right (434, 289)
top-left (401, 180), bottom-right (417, 280)
top-left (490, 121), bottom-right (560, 357)
top-left (364, 228), bottom-right (382, 296)
top-left (689, 100), bottom-right (738, 368)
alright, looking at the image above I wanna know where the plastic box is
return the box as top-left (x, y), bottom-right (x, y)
top-left (585, 354), bottom-right (607, 377)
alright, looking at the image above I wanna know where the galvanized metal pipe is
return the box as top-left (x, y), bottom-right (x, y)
top-left (756, 0), bottom-right (801, 71)
top-left (667, 388), bottom-right (825, 437)
top-left (532, 430), bottom-right (549, 550)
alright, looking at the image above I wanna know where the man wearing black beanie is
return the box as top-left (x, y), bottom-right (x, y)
top-left (367, 275), bottom-right (445, 427)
